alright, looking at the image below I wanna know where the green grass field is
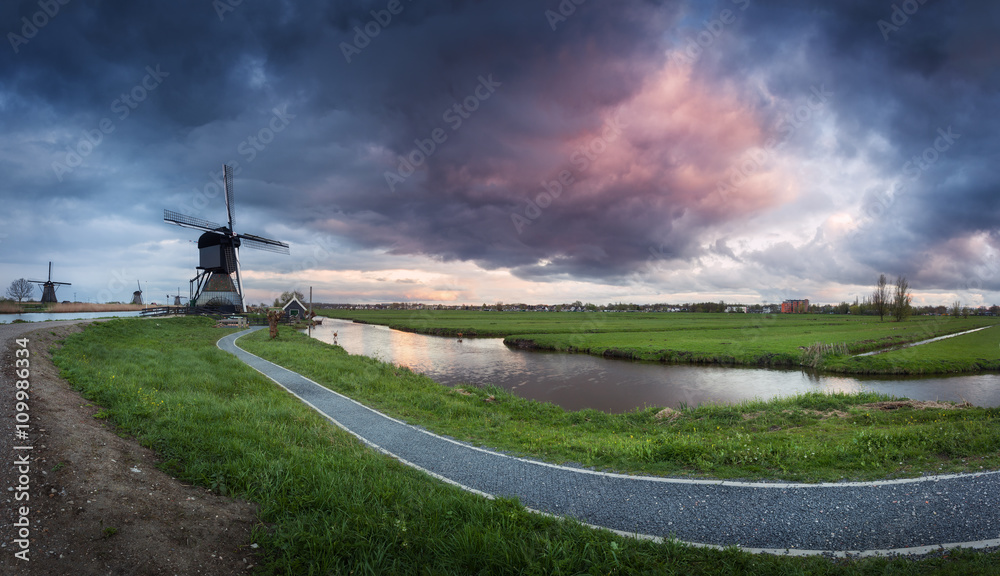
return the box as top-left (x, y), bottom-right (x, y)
top-left (48, 317), bottom-right (1000, 574)
top-left (317, 310), bottom-right (1000, 374)
top-left (823, 326), bottom-right (1000, 374)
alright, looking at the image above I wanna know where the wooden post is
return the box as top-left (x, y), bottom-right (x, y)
top-left (308, 286), bottom-right (313, 338)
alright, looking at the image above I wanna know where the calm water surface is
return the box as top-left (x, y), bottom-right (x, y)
top-left (309, 319), bottom-right (1000, 413)
top-left (0, 311), bottom-right (144, 324)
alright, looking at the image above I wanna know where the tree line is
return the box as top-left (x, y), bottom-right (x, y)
top-left (870, 273), bottom-right (912, 322)
top-left (841, 274), bottom-right (913, 321)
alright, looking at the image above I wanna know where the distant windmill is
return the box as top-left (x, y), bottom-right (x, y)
top-left (167, 288), bottom-right (188, 307)
top-left (28, 262), bottom-right (71, 304)
top-left (163, 165), bottom-right (290, 312)
top-left (131, 281), bottom-right (143, 305)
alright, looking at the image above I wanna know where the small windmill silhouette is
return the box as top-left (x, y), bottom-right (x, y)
top-left (167, 288), bottom-right (189, 306)
top-left (28, 262), bottom-right (71, 304)
top-left (130, 281), bottom-right (144, 305)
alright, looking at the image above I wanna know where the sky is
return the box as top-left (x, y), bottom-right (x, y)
top-left (1, 0), bottom-right (998, 307)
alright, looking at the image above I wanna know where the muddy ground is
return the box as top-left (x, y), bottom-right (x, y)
top-left (0, 321), bottom-right (259, 575)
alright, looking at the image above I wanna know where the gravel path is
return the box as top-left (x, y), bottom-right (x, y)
top-left (1, 321), bottom-right (98, 546)
top-left (1, 320), bottom-right (100, 498)
top-left (220, 328), bottom-right (1000, 556)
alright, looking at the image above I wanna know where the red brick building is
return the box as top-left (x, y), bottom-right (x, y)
top-left (781, 299), bottom-right (810, 314)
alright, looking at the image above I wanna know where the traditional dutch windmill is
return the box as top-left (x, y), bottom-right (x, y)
top-left (29, 262), bottom-right (71, 304)
top-left (163, 165), bottom-right (290, 312)
top-left (167, 288), bottom-right (188, 306)
top-left (130, 281), bottom-right (143, 305)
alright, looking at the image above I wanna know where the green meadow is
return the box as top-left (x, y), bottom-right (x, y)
top-left (49, 317), bottom-right (1000, 574)
top-left (317, 309), bottom-right (1000, 374)
top-left (823, 326), bottom-right (1000, 374)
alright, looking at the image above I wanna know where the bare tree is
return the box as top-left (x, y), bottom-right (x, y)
top-left (872, 274), bottom-right (889, 321)
top-left (5, 278), bottom-right (34, 303)
top-left (273, 290), bottom-right (305, 307)
top-left (892, 275), bottom-right (912, 322)
top-left (951, 300), bottom-right (963, 318)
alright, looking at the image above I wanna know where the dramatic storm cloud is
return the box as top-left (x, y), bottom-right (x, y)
top-left (1, 0), bottom-right (998, 306)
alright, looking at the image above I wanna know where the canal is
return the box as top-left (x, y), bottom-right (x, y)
top-left (309, 319), bottom-right (1000, 413)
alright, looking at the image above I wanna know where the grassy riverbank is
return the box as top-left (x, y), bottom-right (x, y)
top-left (822, 326), bottom-right (1000, 374)
top-left (318, 309), bottom-right (1000, 374)
top-left (0, 302), bottom-right (146, 314)
top-left (241, 326), bottom-right (1000, 483)
top-left (49, 317), bottom-right (1000, 574)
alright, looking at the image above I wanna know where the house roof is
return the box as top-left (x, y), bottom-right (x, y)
top-left (281, 295), bottom-right (308, 311)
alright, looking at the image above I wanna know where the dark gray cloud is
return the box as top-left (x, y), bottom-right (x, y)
top-left (2, 0), bottom-right (998, 303)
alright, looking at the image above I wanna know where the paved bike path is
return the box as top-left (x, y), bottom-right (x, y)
top-left (219, 328), bottom-right (1000, 556)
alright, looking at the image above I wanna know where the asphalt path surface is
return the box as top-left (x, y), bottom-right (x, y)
top-left (219, 327), bottom-right (1000, 556)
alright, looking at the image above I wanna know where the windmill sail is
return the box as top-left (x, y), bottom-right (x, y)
top-left (163, 210), bottom-right (227, 232)
top-left (224, 164), bottom-right (236, 231)
top-left (239, 233), bottom-right (290, 254)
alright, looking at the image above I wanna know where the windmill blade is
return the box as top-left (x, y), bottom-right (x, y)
top-left (238, 233), bottom-right (290, 254)
top-left (163, 209), bottom-right (227, 233)
top-left (224, 164), bottom-right (236, 231)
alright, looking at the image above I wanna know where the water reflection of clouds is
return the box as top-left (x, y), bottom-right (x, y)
top-left (308, 320), bottom-right (1000, 413)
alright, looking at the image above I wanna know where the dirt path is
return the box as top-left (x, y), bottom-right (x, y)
top-left (0, 321), bottom-right (259, 575)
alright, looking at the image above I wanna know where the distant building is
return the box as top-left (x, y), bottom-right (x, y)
top-left (781, 299), bottom-right (810, 314)
top-left (282, 296), bottom-right (308, 320)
